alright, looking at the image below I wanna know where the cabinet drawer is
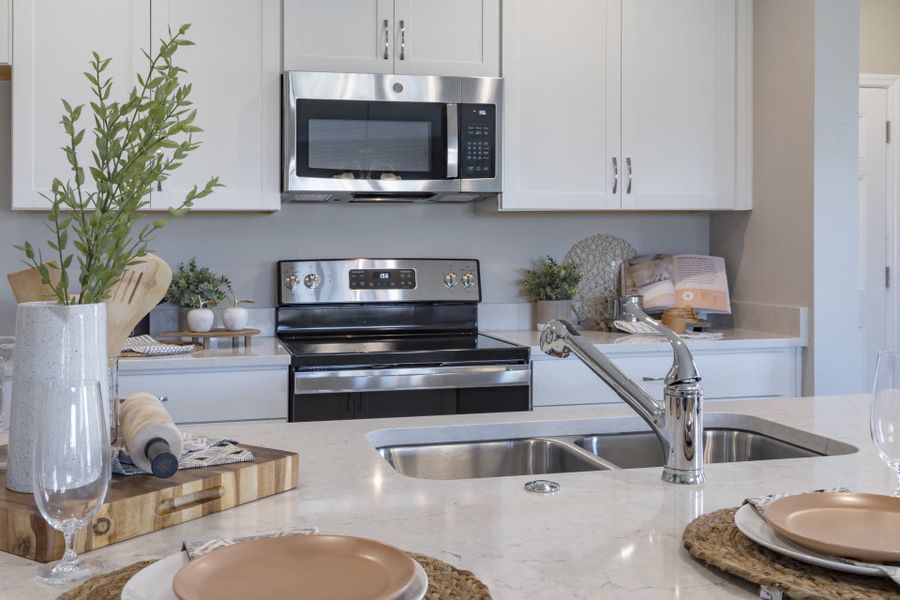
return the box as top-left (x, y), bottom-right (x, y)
top-left (118, 368), bottom-right (288, 424)
top-left (532, 349), bottom-right (799, 407)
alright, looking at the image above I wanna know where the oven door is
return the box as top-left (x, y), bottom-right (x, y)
top-left (290, 364), bottom-right (530, 422)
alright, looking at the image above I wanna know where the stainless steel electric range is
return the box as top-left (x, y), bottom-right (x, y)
top-left (276, 258), bottom-right (530, 422)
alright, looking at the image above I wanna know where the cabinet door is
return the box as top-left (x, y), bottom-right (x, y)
top-left (149, 0), bottom-right (280, 212)
top-left (11, 0), bottom-right (149, 210)
top-left (0, 0), bottom-right (10, 65)
top-left (619, 0), bottom-right (739, 210)
top-left (393, 0), bottom-right (499, 77)
top-left (500, 0), bottom-right (620, 211)
top-left (284, 0), bottom-right (394, 74)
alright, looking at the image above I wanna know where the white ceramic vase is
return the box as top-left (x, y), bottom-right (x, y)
top-left (535, 300), bottom-right (574, 330)
top-left (186, 308), bottom-right (214, 333)
top-left (222, 307), bottom-right (248, 331)
top-left (7, 302), bottom-right (109, 493)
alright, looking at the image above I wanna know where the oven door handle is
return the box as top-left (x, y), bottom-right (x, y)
top-left (446, 103), bottom-right (459, 179)
top-left (294, 364), bottom-right (529, 394)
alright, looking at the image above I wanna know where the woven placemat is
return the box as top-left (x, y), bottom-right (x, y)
top-left (56, 551), bottom-right (491, 600)
top-left (683, 507), bottom-right (900, 599)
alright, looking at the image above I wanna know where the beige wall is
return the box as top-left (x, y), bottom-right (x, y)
top-left (861, 0), bottom-right (900, 73)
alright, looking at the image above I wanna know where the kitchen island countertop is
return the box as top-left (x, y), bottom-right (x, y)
top-left (1, 394), bottom-right (885, 599)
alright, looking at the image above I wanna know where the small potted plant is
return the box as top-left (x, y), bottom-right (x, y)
top-left (166, 258), bottom-right (231, 331)
top-left (517, 256), bottom-right (582, 330)
top-left (223, 291), bottom-right (254, 331)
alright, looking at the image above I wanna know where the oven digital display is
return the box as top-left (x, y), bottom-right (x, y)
top-left (349, 269), bottom-right (416, 290)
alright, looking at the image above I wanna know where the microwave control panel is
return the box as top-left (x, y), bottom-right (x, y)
top-left (459, 104), bottom-right (496, 179)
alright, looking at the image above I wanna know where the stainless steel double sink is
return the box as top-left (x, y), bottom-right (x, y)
top-left (373, 413), bottom-right (858, 480)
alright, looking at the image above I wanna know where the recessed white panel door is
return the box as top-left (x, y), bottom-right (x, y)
top-left (858, 87), bottom-right (890, 386)
top-left (619, 0), bottom-right (737, 210)
top-left (149, 0), bottom-right (281, 211)
top-left (283, 0), bottom-right (394, 74)
top-left (393, 0), bottom-right (499, 77)
top-left (501, 0), bottom-right (619, 211)
top-left (11, 0), bottom-right (149, 209)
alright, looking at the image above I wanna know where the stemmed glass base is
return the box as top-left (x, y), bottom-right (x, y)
top-left (34, 556), bottom-right (105, 586)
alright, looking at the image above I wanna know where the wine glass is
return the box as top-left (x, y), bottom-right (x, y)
top-left (33, 379), bottom-right (111, 585)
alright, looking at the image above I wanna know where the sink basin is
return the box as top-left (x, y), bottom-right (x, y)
top-left (572, 428), bottom-right (827, 469)
top-left (377, 438), bottom-right (612, 480)
top-left (371, 413), bottom-right (858, 480)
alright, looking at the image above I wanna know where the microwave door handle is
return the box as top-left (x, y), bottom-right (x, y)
top-left (446, 103), bottom-right (459, 179)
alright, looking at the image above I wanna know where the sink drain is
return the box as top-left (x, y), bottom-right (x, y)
top-left (524, 480), bottom-right (560, 495)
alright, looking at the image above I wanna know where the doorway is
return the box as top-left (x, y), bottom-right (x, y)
top-left (859, 77), bottom-right (900, 388)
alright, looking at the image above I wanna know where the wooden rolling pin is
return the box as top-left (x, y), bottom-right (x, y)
top-left (120, 392), bottom-right (183, 478)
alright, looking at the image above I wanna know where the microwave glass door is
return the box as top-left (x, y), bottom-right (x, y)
top-left (296, 99), bottom-right (448, 181)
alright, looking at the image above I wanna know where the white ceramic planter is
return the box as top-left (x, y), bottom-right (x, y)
top-left (8, 302), bottom-right (109, 493)
top-left (186, 308), bottom-right (214, 333)
top-left (222, 307), bottom-right (248, 331)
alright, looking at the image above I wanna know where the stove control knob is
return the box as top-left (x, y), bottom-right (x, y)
top-left (284, 273), bottom-right (301, 291)
top-left (443, 271), bottom-right (458, 288)
top-left (461, 272), bottom-right (476, 288)
top-left (303, 273), bottom-right (321, 289)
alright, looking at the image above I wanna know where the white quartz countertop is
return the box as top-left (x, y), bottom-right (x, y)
top-left (485, 328), bottom-right (805, 359)
top-left (117, 336), bottom-right (290, 372)
top-left (3, 394), bottom-right (891, 598)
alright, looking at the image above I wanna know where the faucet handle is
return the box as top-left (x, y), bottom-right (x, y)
top-left (540, 320), bottom-right (581, 358)
top-left (622, 303), bottom-right (701, 385)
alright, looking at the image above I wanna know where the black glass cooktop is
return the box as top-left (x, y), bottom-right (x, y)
top-left (279, 333), bottom-right (529, 369)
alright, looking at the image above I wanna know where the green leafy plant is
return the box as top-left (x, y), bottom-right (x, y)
top-left (15, 24), bottom-right (223, 305)
top-left (517, 256), bottom-right (582, 302)
top-left (166, 258), bottom-right (231, 309)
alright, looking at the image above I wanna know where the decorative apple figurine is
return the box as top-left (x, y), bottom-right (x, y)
top-left (223, 293), bottom-right (254, 331)
top-left (186, 296), bottom-right (215, 333)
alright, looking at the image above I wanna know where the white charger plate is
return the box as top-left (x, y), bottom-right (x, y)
top-left (733, 503), bottom-right (885, 577)
top-left (121, 550), bottom-right (429, 600)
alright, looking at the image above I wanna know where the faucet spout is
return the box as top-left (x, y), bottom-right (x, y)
top-left (540, 309), bottom-right (705, 485)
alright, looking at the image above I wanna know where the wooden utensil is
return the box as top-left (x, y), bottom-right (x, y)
top-left (6, 261), bottom-right (59, 303)
top-left (765, 492), bottom-right (900, 563)
top-left (105, 254), bottom-right (172, 358)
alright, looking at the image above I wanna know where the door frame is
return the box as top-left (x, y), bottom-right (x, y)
top-left (860, 74), bottom-right (900, 351)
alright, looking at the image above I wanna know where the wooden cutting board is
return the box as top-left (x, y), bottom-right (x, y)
top-left (0, 444), bottom-right (299, 562)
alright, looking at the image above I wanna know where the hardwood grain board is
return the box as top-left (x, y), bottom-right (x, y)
top-left (0, 444), bottom-right (298, 562)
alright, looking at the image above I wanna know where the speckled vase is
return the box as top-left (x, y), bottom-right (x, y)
top-left (7, 302), bottom-right (109, 493)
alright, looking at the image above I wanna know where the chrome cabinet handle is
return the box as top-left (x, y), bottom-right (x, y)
top-left (159, 396), bottom-right (169, 402)
top-left (611, 157), bottom-right (619, 194)
top-left (383, 19), bottom-right (390, 60)
top-left (626, 156), bottom-right (633, 194)
top-left (399, 20), bottom-right (406, 60)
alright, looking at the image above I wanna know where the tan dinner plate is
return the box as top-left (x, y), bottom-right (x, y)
top-left (172, 535), bottom-right (418, 600)
top-left (764, 492), bottom-right (900, 563)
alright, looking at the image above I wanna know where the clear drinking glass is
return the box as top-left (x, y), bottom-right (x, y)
top-left (33, 379), bottom-right (111, 585)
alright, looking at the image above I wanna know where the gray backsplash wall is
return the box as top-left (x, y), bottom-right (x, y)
top-left (0, 82), bottom-right (710, 335)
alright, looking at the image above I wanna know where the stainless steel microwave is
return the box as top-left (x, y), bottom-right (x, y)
top-left (283, 71), bottom-right (502, 203)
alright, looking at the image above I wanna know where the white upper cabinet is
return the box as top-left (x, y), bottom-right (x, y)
top-left (149, 0), bottom-right (281, 212)
top-left (498, 0), bottom-right (751, 212)
top-left (0, 0), bottom-right (10, 65)
top-left (619, 0), bottom-right (739, 211)
top-left (501, 0), bottom-right (619, 211)
top-left (283, 0), bottom-right (395, 74)
top-left (12, 0), bottom-right (280, 212)
top-left (392, 0), bottom-right (499, 77)
top-left (283, 0), bottom-right (499, 77)
top-left (12, 0), bottom-right (149, 210)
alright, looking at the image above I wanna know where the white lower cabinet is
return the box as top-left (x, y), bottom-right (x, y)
top-left (118, 367), bottom-right (288, 425)
top-left (532, 348), bottom-right (801, 408)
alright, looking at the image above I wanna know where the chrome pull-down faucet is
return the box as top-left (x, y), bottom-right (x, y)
top-left (540, 303), bottom-right (704, 484)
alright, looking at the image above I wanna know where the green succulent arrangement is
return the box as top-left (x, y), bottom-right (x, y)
top-left (15, 24), bottom-right (222, 305)
top-left (517, 256), bottom-right (582, 302)
top-left (166, 258), bottom-right (231, 309)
